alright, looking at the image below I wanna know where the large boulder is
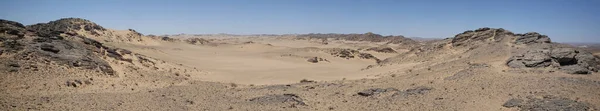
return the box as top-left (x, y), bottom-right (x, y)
top-left (507, 49), bottom-right (553, 68)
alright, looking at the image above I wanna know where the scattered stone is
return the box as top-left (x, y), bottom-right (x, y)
top-left (502, 98), bottom-right (523, 108)
top-left (307, 57), bottom-right (319, 63)
top-left (300, 79), bottom-right (315, 83)
top-left (249, 94), bottom-right (307, 106)
top-left (393, 86), bottom-right (432, 97)
top-left (8, 63), bottom-right (20, 68)
top-left (357, 88), bottom-right (398, 97)
top-left (40, 44), bottom-right (60, 53)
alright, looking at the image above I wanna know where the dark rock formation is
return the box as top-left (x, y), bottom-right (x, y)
top-left (328, 48), bottom-right (380, 63)
top-left (507, 46), bottom-right (600, 74)
top-left (451, 27), bottom-right (514, 47)
top-left (507, 49), bottom-right (553, 68)
top-left (502, 95), bottom-right (591, 111)
top-left (185, 38), bottom-right (210, 45)
top-left (1, 19), bottom-right (121, 75)
top-left (306, 57), bottom-right (328, 63)
top-left (297, 32), bottom-right (417, 45)
top-left (40, 44), bottom-right (60, 53)
top-left (26, 18), bottom-right (106, 37)
top-left (365, 47), bottom-right (397, 53)
top-left (393, 86), bottom-right (433, 97)
top-left (1, 19), bottom-right (27, 39)
top-left (249, 94), bottom-right (307, 107)
top-left (357, 88), bottom-right (398, 97)
top-left (514, 32), bottom-right (551, 45)
top-left (307, 57), bottom-right (319, 63)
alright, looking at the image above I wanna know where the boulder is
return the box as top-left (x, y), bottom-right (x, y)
top-left (560, 65), bottom-right (590, 74)
top-left (40, 44), bottom-right (60, 53)
top-left (357, 88), bottom-right (398, 97)
top-left (307, 57), bottom-right (319, 63)
top-left (507, 49), bottom-right (552, 68)
top-left (550, 48), bottom-right (578, 65)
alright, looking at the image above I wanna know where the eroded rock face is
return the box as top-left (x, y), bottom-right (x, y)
top-left (1, 19), bottom-right (27, 39)
top-left (1, 19), bottom-right (124, 75)
top-left (514, 32), bottom-right (551, 45)
top-left (451, 27), bottom-right (514, 47)
top-left (26, 18), bottom-right (106, 37)
top-left (507, 46), bottom-right (600, 74)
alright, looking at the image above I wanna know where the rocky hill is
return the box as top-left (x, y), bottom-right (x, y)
top-left (0, 18), bottom-right (198, 97)
top-left (297, 32), bottom-right (418, 45)
top-left (26, 18), bottom-right (155, 45)
top-left (378, 27), bottom-right (600, 74)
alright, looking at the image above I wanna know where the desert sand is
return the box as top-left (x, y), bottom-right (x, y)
top-left (1, 18), bottom-right (600, 111)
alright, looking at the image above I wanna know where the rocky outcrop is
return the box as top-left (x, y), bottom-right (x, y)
top-left (514, 32), bottom-right (551, 45)
top-left (185, 38), bottom-right (210, 45)
top-left (249, 94), bottom-right (307, 107)
top-left (328, 48), bottom-right (380, 63)
top-left (0, 19), bottom-right (143, 75)
top-left (447, 27), bottom-right (599, 74)
top-left (507, 45), bottom-right (600, 74)
top-left (507, 49), bottom-right (553, 68)
top-left (451, 27), bottom-right (514, 47)
top-left (365, 47), bottom-right (397, 53)
top-left (26, 18), bottom-right (106, 37)
top-left (306, 57), bottom-right (328, 63)
top-left (1, 19), bottom-right (27, 39)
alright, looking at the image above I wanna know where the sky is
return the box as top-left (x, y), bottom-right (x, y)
top-left (1, 0), bottom-right (599, 43)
